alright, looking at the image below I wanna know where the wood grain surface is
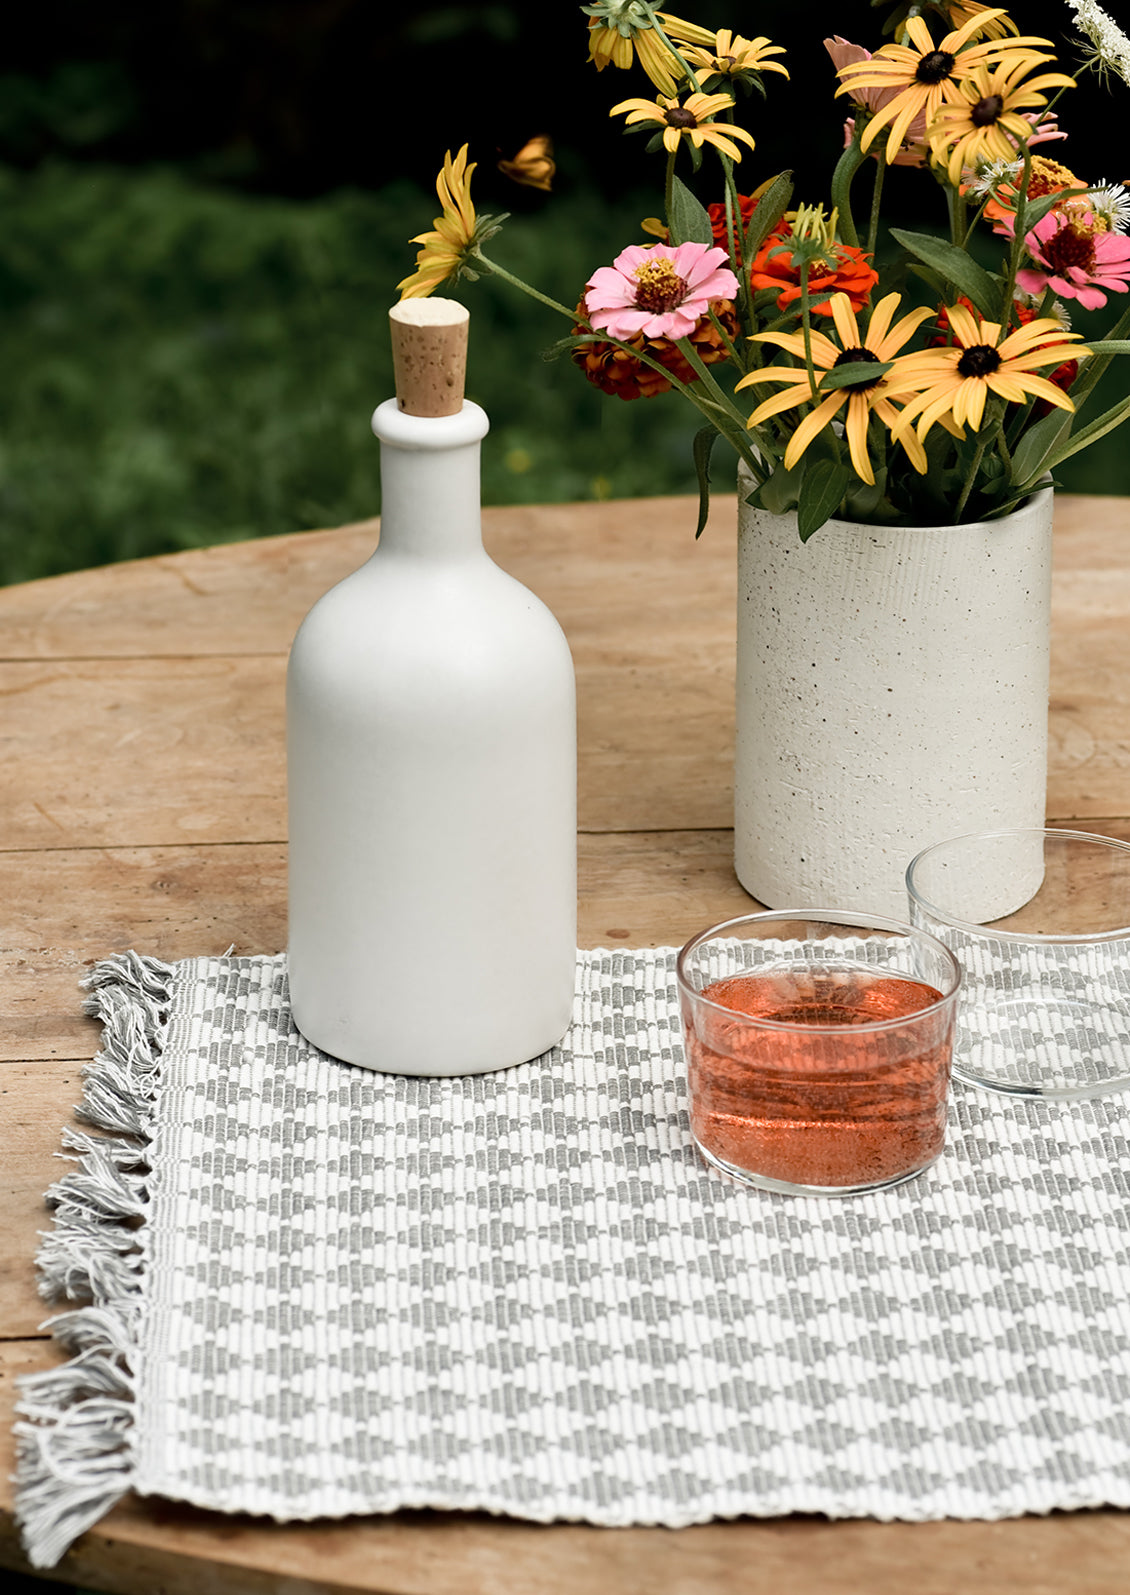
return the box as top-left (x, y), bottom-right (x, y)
top-left (0, 490), bottom-right (1128, 1593)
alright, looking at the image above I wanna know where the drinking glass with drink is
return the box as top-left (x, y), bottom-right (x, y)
top-left (676, 911), bottom-right (962, 1196)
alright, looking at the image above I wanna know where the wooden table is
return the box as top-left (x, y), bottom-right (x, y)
top-left (2, 492), bottom-right (1129, 1594)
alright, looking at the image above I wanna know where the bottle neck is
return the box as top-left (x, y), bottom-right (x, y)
top-left (371, 397), bottom-right (490, 558)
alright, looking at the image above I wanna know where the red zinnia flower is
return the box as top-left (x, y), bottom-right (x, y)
top-left (707, 193), bottom-right (788, 273)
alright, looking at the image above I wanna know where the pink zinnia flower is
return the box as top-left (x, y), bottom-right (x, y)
top-left (583, 242), bottom-right (739, 341)
top-left (1014, 209), bottom-right (1130, 310)
top-left (825, 37), bottom-right (928, 166)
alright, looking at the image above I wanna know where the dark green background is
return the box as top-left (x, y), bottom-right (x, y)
top-left (1, 1), bottom-right (1125, 583)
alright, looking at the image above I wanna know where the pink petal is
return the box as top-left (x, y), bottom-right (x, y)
top-left (669, 241), bottom-right (724, 282)
top-left (1015, 267), bottom-right (1050, 296)
top-left (1071, 283), bottom-right (1109, 310)
top-left (584, 265), bottom-right (637, 308)
top-left (824, 36), bottom-right (871, 73)
top-left (589, 306), bottom-right (652, 338)
top-left (644, 307), bottom-right (698, 338)
top-left (608, 243), bottom-right (663, 281)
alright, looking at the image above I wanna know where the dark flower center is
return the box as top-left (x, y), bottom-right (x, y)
top-left (1043, 222), bottom-right (1096, 275)
top-left (957, 343), bottom-right (1002, 378)
top-left (971, 94), bottom-right (1005, 127)
top-left (833, 345), bottom-right (883, 390)
top-left (665, 107), bottom-right (698, 128)
top-left (633, 258), bottom-right (689, 313)
top-left (915, 50), bottom-right (955, 84)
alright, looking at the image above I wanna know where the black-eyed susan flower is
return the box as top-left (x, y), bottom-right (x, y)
top-left (611, 89), bottom-right (757, 162)
top-left (834, 9), bottom-right (1061, 167)
top-left (927, 58), bottom-right (1075, 185)
top-left (397, 146), bottom-right (505, 299)
top-left (736, 291), bottom-right (935, 483)
top-left (677, 30), bottom-right (789, 92)
top-left (891, 302), bottom-right (1085, 440)
top-left (584, 3), bottom-right (712, 96)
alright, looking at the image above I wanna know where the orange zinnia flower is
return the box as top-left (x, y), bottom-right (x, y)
top-left (748, 232), bottom-right (878, 315)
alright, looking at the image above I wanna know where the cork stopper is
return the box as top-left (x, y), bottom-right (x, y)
top-left (389, 298), bottom-right (469, 417)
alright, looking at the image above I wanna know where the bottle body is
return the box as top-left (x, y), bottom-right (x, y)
top-left (286, 399), bottom-right (577, 1074)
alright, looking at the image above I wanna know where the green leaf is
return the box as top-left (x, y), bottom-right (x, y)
top-left (818, 359), bottom-right (893, 392)
top-left (691, 426), bottom-right (719, 539)
top-left (797, 457), bottom-right (850, 542)
top-left (753, 456), bottom-right (805, 515)
top-left (668, 174), bottom-right (713, 246)
top-left (742, 169), bottom-right (793, 261)
top-left (1082, 340), bottom-right (1130, 355)
top-left (1008, 408), bottom-right (1071, 487)
top-left (1041, 391), bottom-right (1130, 474)
top-left (1016, 187), bottom-right (1087, 235)
top-left (888, 227), bottom-right (1001, 318)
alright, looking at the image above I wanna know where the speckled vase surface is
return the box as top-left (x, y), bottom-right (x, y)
top-left (734, 469), bottom-right (1054, 919)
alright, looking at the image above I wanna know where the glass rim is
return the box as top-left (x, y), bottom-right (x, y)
top-left (675, 907), bottom-right (963, 1034)
top-left (905, 826), bottom-right (1130, 945)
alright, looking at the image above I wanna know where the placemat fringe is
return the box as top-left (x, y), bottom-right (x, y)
top-left (13, 952), bottom-right (173, 1569)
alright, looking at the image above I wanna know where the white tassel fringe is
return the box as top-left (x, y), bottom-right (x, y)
top-left (14, 952), bottom-right (175, 1569)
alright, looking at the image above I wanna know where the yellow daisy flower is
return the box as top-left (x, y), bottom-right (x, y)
top-left (834, 9), bottom-right (1061, 167)
top-left (611, 90), bottom-right (757, 162)
top-left (585, 7), bottom-right (712, 96)
top-left (927, 58), bottom-right (1076, 185)
top-left (679, 30), bottom-right (789, 83)
top-left (892, 302), bottom-right (1084, 441)
top-left (397, 146), bottom-right (502, 300)
top-left (736, 292), bottom-right (935, 484)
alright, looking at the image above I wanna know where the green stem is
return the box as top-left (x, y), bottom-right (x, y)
top-left (646, 10), bottom-right (701, 91)
top-left (664, 148), bottom-right (677, 232)
top-left (799, 261), bottom-right (819, 402)
top-left (706, 303), bottom-right (747, 373)
top-left (671, 333), bottom-right (775, 477)
top-left (953, 431), bottom-right (990, 522)
top-left (569, 330), bottom-right (768, 480)
top-left (720, 152), bottom-right (753, 337)
top-left (866, 154), bottom-right (886, 259)
top-left (994, 416), bottom-right (1013, 479)
top-left (829, 129), bottom-right (868, 249)
top-left (999, 140), bottom-right (1033, 325)
top-left (474, 253), bottom-right (578, 321)
top-left (1004, 291), bottom-right (1058, 449)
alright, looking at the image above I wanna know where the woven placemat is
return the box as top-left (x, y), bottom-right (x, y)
top-left (14, 948), bottom-right (1130, 1568)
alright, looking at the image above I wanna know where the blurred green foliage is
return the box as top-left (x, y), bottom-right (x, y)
top-left (1, 0), bottom-right (1128, 583)
top-left (0, 159), bottom-right (713, 584)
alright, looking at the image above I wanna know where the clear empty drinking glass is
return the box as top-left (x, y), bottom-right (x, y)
top-left (907, 827), bottom-right (1130, 1099)
top-left (676, 911), bottom-right (962, 1197)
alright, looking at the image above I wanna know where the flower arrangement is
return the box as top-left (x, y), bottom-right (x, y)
top-left (398, 1), bottom-right (1130, 537)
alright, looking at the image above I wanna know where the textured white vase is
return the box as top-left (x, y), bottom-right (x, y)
top-left (286, 397), bottom-right (577, 1074)
top-left (734, 467), bottom-right (1054, 919)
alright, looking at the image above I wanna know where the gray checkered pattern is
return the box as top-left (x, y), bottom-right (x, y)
top-left (134, 950), bottom-right (1130, 1525)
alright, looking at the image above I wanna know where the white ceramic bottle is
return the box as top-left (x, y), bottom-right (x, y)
top-left (286, 298), bottom-right (577, 1074)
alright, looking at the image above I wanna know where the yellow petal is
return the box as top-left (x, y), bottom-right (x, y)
top-left (844, 394), bottom-right (875, 485)
top-left (783, 392), bottom-right (847, 470)
top-left (829, 293), bottom-right (861, 351)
